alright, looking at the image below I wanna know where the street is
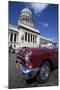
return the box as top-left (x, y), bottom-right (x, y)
top-left (9, 53), bottom-right (58, 89)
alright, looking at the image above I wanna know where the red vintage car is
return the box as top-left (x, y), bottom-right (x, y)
top-left (15, 47), bottom-right (58, 83)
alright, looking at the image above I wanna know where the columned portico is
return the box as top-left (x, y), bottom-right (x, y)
top-left (8, 25), bottom-right (19, 49)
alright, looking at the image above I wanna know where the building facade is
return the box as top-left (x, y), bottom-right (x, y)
top-left (8, 8), bottom-right (53, 49)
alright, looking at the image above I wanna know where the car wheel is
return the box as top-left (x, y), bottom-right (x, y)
top-left (36, 61), bottom-right (51, 83)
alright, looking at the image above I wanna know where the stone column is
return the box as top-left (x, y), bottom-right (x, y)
top-left (8, 32), bottom-right (11, 42)
top-left (13, 33), bottom-right (14, 43)
top-left (16, 34), bottom-right (18, 43)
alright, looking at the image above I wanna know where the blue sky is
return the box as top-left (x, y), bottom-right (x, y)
top-left (9, 1), bottom-right (58, 43)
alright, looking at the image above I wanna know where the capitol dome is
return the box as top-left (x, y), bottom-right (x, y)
top-left (18, 8), bottom-right (34, 27)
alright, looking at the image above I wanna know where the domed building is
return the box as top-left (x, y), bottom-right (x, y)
top-left (18, 8), bottom-right (34, 27)
top-left (8, 8), bottom-right (52, 49)
top-left (17, 8), bottom-right (40, 48)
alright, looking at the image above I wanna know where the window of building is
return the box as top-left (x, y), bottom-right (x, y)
top-left (28, 33), bottom-right (30, 42)
top-left (10, 33), bottom-right (13, 42)
top-left (25, 32), bottom-right (27, 41)
top-left (14, 34), bottom-right (16, 43)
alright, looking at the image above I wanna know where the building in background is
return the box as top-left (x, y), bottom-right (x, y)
top-left (40, 36), bottom-right (52, 48)
top-left (8, 8), bottom-right (53, 49)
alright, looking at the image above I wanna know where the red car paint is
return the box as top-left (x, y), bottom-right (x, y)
top-left (16, 48), bottom-right (58, 70)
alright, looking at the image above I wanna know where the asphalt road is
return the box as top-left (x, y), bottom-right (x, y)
top-left (8, 53), bottom-right (58, 89)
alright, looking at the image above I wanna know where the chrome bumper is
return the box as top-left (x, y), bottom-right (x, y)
top-left (19, 64), bottom-right (39, 79)
top-left (20, 64), bottom-right (39, 74)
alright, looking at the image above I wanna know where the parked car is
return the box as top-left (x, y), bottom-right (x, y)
top-left (15, 47), bottom-right (58, 83)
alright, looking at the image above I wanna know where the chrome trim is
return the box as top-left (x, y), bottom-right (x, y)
top-left (20, 64), bottom-right (39, 74)
top-left (18, 55), bottom-right (24, 60)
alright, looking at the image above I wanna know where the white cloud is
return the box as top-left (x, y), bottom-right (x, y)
top-left (42, 22), bottom-right (48, 27)
top-left (40, 22), bottom-right (48, 28)
top-left (31, 3), bottom-right (48, 14)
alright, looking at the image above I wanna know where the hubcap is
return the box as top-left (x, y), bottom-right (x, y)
top-left (40, 63), bottom-right (50, 80)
